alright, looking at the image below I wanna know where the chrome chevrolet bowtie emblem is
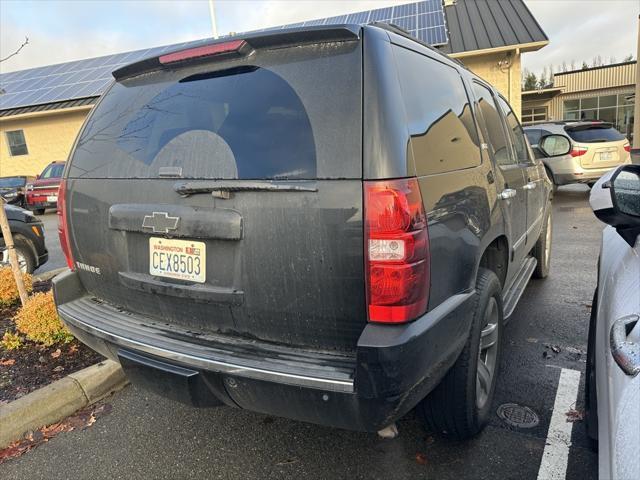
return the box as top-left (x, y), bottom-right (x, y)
top-left (142, 212), bottom-right (180, 234)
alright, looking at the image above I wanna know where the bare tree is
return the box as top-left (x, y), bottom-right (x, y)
top-left (0, 36), bottom-right (29, 63)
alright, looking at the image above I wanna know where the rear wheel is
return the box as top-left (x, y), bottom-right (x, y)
top-left (585, 288), bottom-right (599, 451)
top-left (532, 206), bottom-right (552, 279)
top-left (418, 268), bottom-right (503, 440)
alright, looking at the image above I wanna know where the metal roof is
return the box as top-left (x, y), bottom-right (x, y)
top-left (440, 0), bottom-right (548, 55)
top-left (0, 97), bottom-right (96, 118)
top-left (0, 0), bottom-right (547, 115)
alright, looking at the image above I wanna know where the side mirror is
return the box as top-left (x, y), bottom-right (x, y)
top-left (538, 134), bottom-right (571, 157)
top-left (36, 174), bottom-right (40, 180)
top-left (590, 165), bottom-right (640, 246)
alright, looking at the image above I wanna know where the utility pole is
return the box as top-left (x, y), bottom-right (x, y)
top-left (208, 0), bottom-right (219, 39)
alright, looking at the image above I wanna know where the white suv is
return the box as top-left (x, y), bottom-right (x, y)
top-left (525, 121), bottom-right (631, 190)
top-left (587, 165), bottom-right (640, 479)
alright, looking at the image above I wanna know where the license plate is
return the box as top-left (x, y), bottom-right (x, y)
top-left (149, 237), bottom-right (206, 283)
top-left (47, 195), bottom-right (58, 202)
top-left (599, 152), bottom-right (612, 162)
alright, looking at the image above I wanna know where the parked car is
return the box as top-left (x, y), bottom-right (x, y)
top-left (53, 24), bottom-right (552, 439)
top-left (524, 121), bottom-right (631, 190)
top-left (0, 204), bottom-right (49, 273)
top-left (26, 161), bottom-right (65, 215)
top-left (0, 175), bottom-right (35, 208)
top-left (586, 164), bottom-right (640, 479)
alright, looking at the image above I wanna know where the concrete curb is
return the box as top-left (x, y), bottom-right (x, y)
top-left (0, 359), bottom-right (128, 448)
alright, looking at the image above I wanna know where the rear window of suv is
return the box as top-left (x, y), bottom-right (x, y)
top-left (564, 125), bottom-right (625, 143)
top-left (68, 43), bottom-right (362, 180)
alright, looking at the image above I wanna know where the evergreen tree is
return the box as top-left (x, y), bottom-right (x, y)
top-left (523, 70), bottom-right (538, 91)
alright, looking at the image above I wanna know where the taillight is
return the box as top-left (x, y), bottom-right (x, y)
top-left (159, 40), bottom-right (247, 65)
top-left (571, 146), bottom-right (588, 157)
top-left (624, 143), bottom-right (631, 153)
top-left (57, 179), bottom-right (75, 271)
top-left (365, 178), bottom-right (430, 324)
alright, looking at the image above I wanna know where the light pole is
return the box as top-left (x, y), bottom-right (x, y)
top-left (208, 0), bottom-right (219, 39)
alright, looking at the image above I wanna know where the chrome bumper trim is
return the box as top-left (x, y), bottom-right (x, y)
top-left (60, 310), bottom-right (355, 394)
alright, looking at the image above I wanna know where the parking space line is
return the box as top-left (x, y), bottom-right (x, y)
top-left (537, 368), bottom-right (582, 480)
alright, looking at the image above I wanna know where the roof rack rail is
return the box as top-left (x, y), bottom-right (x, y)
top-left (368, 22), bottom-right (466, 70)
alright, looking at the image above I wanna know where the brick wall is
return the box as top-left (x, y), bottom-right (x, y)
top-left (0, 108), bottom-right (90, 176)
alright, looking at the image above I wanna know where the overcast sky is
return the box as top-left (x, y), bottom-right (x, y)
top-left (0, 0), bottom-right (638, 76)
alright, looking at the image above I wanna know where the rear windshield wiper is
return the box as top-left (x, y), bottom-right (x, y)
top-left (173, 180), bottom-right (318, 198)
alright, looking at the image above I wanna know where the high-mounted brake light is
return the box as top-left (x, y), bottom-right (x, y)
top-left (365, 179), bottom-right (430, 324)
top-left (57, 180), bottom-right (75, 271)
top-left (159, 40), bottom-right (247, 65)
top-left (571, 146), bottom-right (588, 157)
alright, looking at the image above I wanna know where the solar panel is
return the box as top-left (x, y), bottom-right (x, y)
top-left (279, 0), bottom-right (448, 47)
top-left (0, 38), bottom-right (210, 111)
top-left (0, 1), bottom-right (449, 111)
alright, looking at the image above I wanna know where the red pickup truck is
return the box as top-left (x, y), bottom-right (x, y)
top-left (26, 161), bottom-right (65, 215)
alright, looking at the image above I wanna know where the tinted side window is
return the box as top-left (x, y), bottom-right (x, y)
top-left (497, 96), bottom-right (531, 164)
top-left (393, 46), bottom-right (481, 175)
top-left (472, 83), bottom-right (512, 166)
top-left (524, 129), bottom-right (541, 145)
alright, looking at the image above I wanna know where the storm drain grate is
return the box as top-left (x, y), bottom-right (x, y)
top-left (496, 403), bottom-right (539, 428)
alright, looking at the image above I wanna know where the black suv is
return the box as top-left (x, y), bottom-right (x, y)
top-left (54, 24), bottom-right (552, 439)
top-left (1, 204), bottom-right (48, 273)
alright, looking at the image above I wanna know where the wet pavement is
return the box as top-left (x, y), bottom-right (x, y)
top-left (3, 185), bottom-right (600, 480)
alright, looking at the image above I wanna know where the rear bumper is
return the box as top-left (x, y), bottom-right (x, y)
top-left (26, 200), bottom-right (57, 210)
top-left (545, 156), bottom-right (631, 185)
top-left (53, 270), bottom-right (473, 431)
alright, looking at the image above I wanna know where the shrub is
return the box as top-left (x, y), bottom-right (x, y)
top-left (1, 331), bottom-right (22, 350)
top-left (0, 267), bottom-right (33, 306)
top-left (14, 292), bottom-right (73, 346)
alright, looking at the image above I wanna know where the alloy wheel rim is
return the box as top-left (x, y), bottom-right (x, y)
top-left (0, 249), bottom-right (27, 273)
top-left (476, 297), bottom-right (499, 409)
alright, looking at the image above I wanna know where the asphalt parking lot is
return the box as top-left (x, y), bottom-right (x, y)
top-left (34, 211), bottom-right (65, 274)
top-left (4, 185), bottom-right (600, 480)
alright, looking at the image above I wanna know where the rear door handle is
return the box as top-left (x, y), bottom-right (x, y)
top-left (499, 189), bottom-right (517, 200)
top-left (610, 315), bottom-right (640, 377)
top-left (523, 182), bottom-right (537, 190)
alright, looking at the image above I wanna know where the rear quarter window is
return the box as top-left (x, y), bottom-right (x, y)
top-left (565, 126), bottom-right (625, 143)
top-left (68, 42), bottom-right (362, 180)
top-left (392, 46), bottom-right (481, 176)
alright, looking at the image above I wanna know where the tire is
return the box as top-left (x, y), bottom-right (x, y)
top-left (32, 208), bottom-right (45, 215)
top-left (418, 268), bottom-right (503, 440)
top-left (585, 288), bottom-right (599, 452)
top-left (532, 206), bottom-right (552, 279)
top-left (0, 240), bottom-right (36, 274)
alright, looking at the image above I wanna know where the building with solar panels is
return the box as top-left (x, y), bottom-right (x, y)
top-left (0, 0), bottom-right (548, 177)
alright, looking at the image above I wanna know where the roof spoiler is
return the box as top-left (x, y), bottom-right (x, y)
top-left (565, 121), bottom-right (614, 131)
top-left (112, 25), bottom-right (361, 81)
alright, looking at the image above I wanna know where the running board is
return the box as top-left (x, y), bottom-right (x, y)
top-left (502, 256), bottom-right (537, 322)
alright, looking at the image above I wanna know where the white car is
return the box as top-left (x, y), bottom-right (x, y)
top-left (587, 165), bottom-right (640, 480)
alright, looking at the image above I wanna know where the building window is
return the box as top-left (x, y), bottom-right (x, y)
top-left (5, 130), bottom-right (28, 156)
top-left (563, 93), bottom-right (635, 138)
top-left (522, 107), bottom-right (548, 124)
